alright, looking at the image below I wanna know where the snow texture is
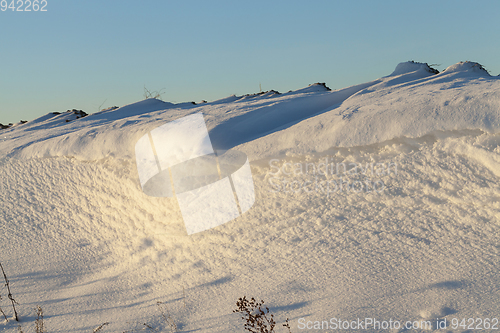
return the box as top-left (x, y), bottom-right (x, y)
top-left (1, 61), bottom-right (500, 332)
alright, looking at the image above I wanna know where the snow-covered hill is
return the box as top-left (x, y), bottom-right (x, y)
top-left (1, 61), bottom-right (500, 332)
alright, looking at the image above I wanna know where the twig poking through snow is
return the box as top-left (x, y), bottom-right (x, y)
top-left (35, 306), bottom-right (43, 333)
top-left (0, 296), bottom-right (8, 322)
top-left (0, 262), bottom-right (18, 321)
top-left (92, 322), bottom-right (109, 333)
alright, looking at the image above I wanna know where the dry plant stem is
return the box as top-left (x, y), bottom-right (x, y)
top-left (0, 262), bottom-right (19, 321)
top-left (283, 318), bottom-right (292, 333)
top-left (142, 323), bottom-right (158, 331)
top-left (143, 86), bottom-right (165, 100)
top-left (92, 322), bottom-right (109, 333)
top-left (0, 301), bottom-right (8, 322)
top-left (156, 302), bottom-right (178, 333)
top-left (35, 306), bottom-right (44, 333)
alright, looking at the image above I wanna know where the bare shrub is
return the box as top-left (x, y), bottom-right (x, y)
top-left (143, 86), bottom-right (165, 100)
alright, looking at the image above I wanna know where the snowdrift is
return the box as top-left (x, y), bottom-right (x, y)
top-left (1, 61), bottom-right (500, 332)
top-left (1, 61), bottom-right (499, 162)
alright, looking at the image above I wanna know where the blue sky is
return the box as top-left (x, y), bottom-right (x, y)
top-left (1, 0), bottom-right (500, 124)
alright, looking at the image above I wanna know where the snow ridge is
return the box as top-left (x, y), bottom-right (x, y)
top-left (2, 61), bottom-right (500, 332)
top-left (1, 61), bottom-right (499, 162)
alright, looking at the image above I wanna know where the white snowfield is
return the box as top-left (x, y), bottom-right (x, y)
top-left (1, 61), bottom-right (500, 332)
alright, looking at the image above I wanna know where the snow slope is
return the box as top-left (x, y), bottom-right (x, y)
top-left (240, 61), bottom-right (500, 158)
top-left (1, 61), bottom-right (500, 332)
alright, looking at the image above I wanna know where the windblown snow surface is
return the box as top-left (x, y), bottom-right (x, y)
top-left (1, 61), bottom-right (500, 332)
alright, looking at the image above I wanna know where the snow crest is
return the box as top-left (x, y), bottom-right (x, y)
top-left (389, 61), bottom-right (439, 76)
top-left (1, 61), bottom-right (499, 162)
top-left (443, 61), bottom-right (490, 76)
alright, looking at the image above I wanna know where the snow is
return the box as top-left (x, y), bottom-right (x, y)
top-left (239, 61), bottom-right (500, 159)
top-left (1, 61), bottom-right (500, 332)
top-left (389, 60), bottom-right (439, 76)
top-left (442, 61), bottom-right (491, 76)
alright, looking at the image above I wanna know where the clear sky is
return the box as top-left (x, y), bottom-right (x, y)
top-left (1, 0), bottom-right (499, 125)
